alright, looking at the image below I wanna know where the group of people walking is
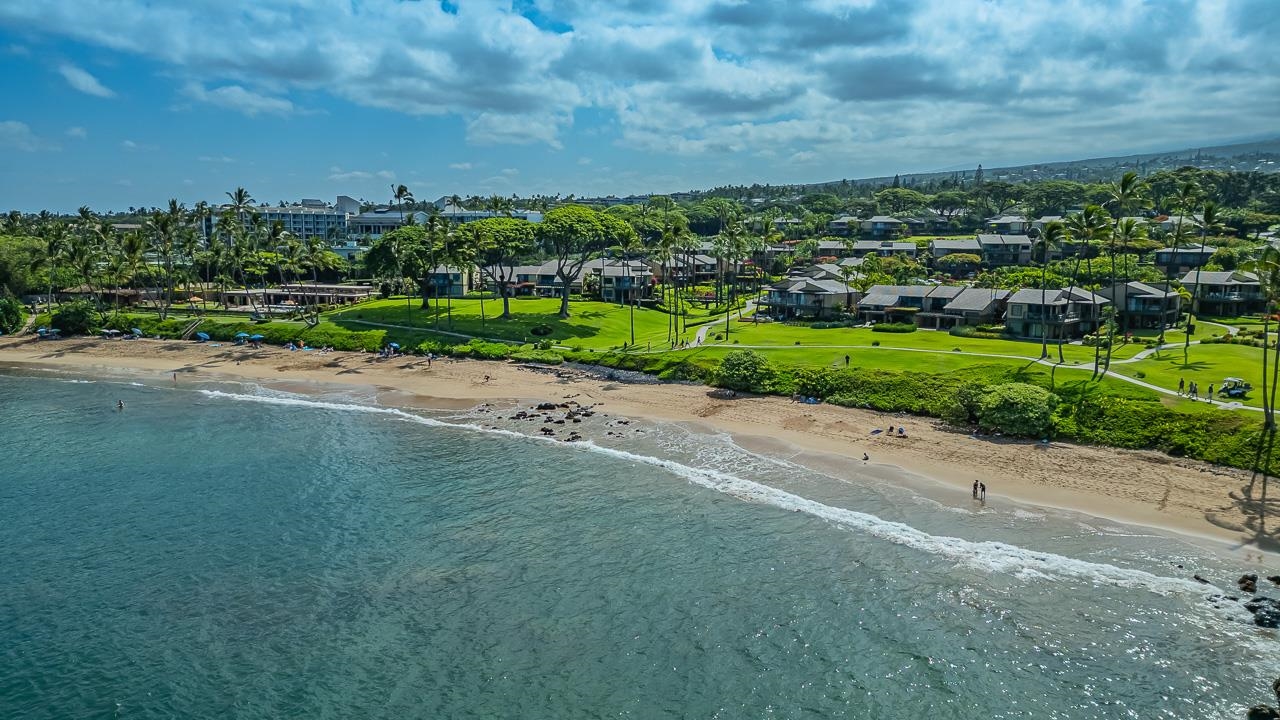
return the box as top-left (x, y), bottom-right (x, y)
top-left (972, 480), bottom-right (987, 502)
top-left (1177, 378), bottom-right (1214, 401)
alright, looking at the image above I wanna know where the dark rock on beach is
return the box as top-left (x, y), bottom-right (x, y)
top-left (1269, 575), bottom-right (1280, 587)
top-left (1240, 574), bottom-right (1259, 594)
top-left (1194, 574), bottom-right (1210, 584)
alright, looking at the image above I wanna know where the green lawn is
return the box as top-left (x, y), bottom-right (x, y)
top-left (698, 319), bottom-right (1153, 363)
top-left (652, 342), bottom-right (1207, 405)
top-left (326, 297), bottom-right (686, 349)
top-left (1114, 342), bottom-right (1268, 408)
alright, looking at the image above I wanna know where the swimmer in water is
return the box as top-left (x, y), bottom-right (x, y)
top-left (117, 400), bottom-right (125, 410)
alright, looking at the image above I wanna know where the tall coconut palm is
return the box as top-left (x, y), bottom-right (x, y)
top-left (226, 187), bottom-right (254, 227)
top-left (1034, 221), bottom-right (1067, 360)
top-left (1063, 206), bottom-right (1109, 376)
top-left (1242, 247), bottom-right (1280, 526)
top-left (1185, 201), bottom-right (1223, 365)
top-left (393, 184), bottom-right (414, 221)
top-left (1103, 217), bottom-right (1148, 372)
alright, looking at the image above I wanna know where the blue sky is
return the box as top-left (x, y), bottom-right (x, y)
top-left (1, 0), bottom-right (1277, 212)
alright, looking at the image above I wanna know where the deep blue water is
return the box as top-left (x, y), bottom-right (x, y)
top-left (1, 368), bottom-right (1277, 719)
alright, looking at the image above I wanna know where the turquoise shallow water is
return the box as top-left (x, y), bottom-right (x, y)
top-left (1, 368), bottom-right (1277, 719)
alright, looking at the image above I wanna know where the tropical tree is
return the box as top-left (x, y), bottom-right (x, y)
top-left (1062, 206), bottom-right (1109, 374)
top-left (712, 220), bottom-right (750, 337)
top-left (393, 184), bottom-right (414, 220)
top-left (470, 217), bottom-right (535, 321)
top-left (1185, 201), bottom-right (1223, 364)
top-left (1034, 221), bottom-right (1067, 359)
top-left (537, 205), bottom-right (606, 319)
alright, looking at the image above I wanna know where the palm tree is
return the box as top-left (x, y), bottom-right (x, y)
top-left (1063, 206), bottom-right (1109, 376)
top-left (1034, 221), bottom-right (1067, 359)
top-left (393, 184), bottom-right (414, 221)
top-left (1185, 201), bottom-right (1222, 365)
top-left (226, 187), bottom-right (254, 226)
top-left (457, 222), bottom-right (489, 329)
top-left (1161, 181), bottom-right (1199, 348)
top-left (714, 220), bottom-right (748, 337)
top-left (1103, 217), bottom-right (1147, 372)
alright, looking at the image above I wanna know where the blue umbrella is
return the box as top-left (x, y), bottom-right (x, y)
top-left (234, 332), bottom-right (251, 338)
top-left (195, 332), bottom-right (210, 341)
top-left (131, 328), bottom-right (143, 336)
top-left (249, 334), bottom-right (265, 341)
top-left (388, 342), bottom-right (400, 349)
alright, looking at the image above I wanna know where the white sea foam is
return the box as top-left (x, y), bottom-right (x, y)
top-left (198, 388), bottom-right (1220, 597)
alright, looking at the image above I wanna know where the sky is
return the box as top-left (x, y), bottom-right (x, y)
top-left (0, 0), bottom-right (1277, 212)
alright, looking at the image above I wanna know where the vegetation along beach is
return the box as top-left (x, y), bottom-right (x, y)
top-left (4, 0), bottom-right (1280, 716)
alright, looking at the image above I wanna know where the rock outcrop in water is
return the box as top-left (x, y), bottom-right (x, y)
top-left (1240, 574), bottom-right (1259, 594)
top-left (1245, 597), bottom-right (1280, 629)
top-left (1244, 679), bottom-right (1280, 719)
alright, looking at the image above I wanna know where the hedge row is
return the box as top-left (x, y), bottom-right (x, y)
top-left (105, 315), bottom-right (386, 352)
top-left (871, 322), bottom-right (918, 334)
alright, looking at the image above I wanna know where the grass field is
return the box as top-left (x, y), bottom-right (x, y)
top-left (699, 319), bottom-right (1157, 363)
top-left (1109, 342), bottom-right (1267, 408)
top-left (326, 297), bottom-right (696, 349)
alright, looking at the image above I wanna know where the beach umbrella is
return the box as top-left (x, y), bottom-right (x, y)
top-left (388, 342), bottom-right (400, 349)
top-left (234, 332), bottom-right (251, 338)
top-left (195, 332), bottom-right (210, 341)
top-left (131, 328), bottom-right (142, 336)
top-left (249, 334), bottom-right (265, 341)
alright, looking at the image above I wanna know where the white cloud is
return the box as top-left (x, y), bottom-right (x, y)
top-left (66, 126), bottom-right (87, 139)
top-left (500, 168), bottom-right (519, 176)
top-left (7, 44), bottom-right (30, 56)
top-left (0, 0), bottom-right (1276, 180)
top-left (0, 120), bottom-right (57, 151)
top-left (197, 155), bottom-right (235, 163)
top-left (115, 179), bottom-right (132, 187)
top-left (182, 82), bottom-right (294, 117)
top-left (327, 168), bottom-right (372, 181)
top-left (376, 170), bottom-right (396, 180)
top-left (57, 63), bottom-right (115, 98)
top-left (577, 157), bottom-right (592, 165)
top-left (121, 139), bottom-right (137, 149)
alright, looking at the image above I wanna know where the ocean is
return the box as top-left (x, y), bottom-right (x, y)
top-left (1, 367), bottom-right (1276, 719)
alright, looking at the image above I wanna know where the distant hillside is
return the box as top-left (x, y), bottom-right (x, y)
top-left (808, 137), bottom-right (1280, 190)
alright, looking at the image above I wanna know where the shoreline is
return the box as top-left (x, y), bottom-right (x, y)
top-left (2, 335), bottom-right (1275, 559)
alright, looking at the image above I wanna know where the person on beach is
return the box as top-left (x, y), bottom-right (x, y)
top-left (116, 400), bottom-right (125, 411)
top-left (972, 480), bottom-right (979, 498)
top-left (862, 452), bottom-right (869, 461)
top-left (979, 482), bottom-right (987, 501)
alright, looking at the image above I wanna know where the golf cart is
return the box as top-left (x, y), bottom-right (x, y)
top-left (1219, 377), bottom-right (1252, 399)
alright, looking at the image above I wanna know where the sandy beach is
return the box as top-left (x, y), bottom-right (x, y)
top-left (2, 334), bottom-right (1274, 558)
